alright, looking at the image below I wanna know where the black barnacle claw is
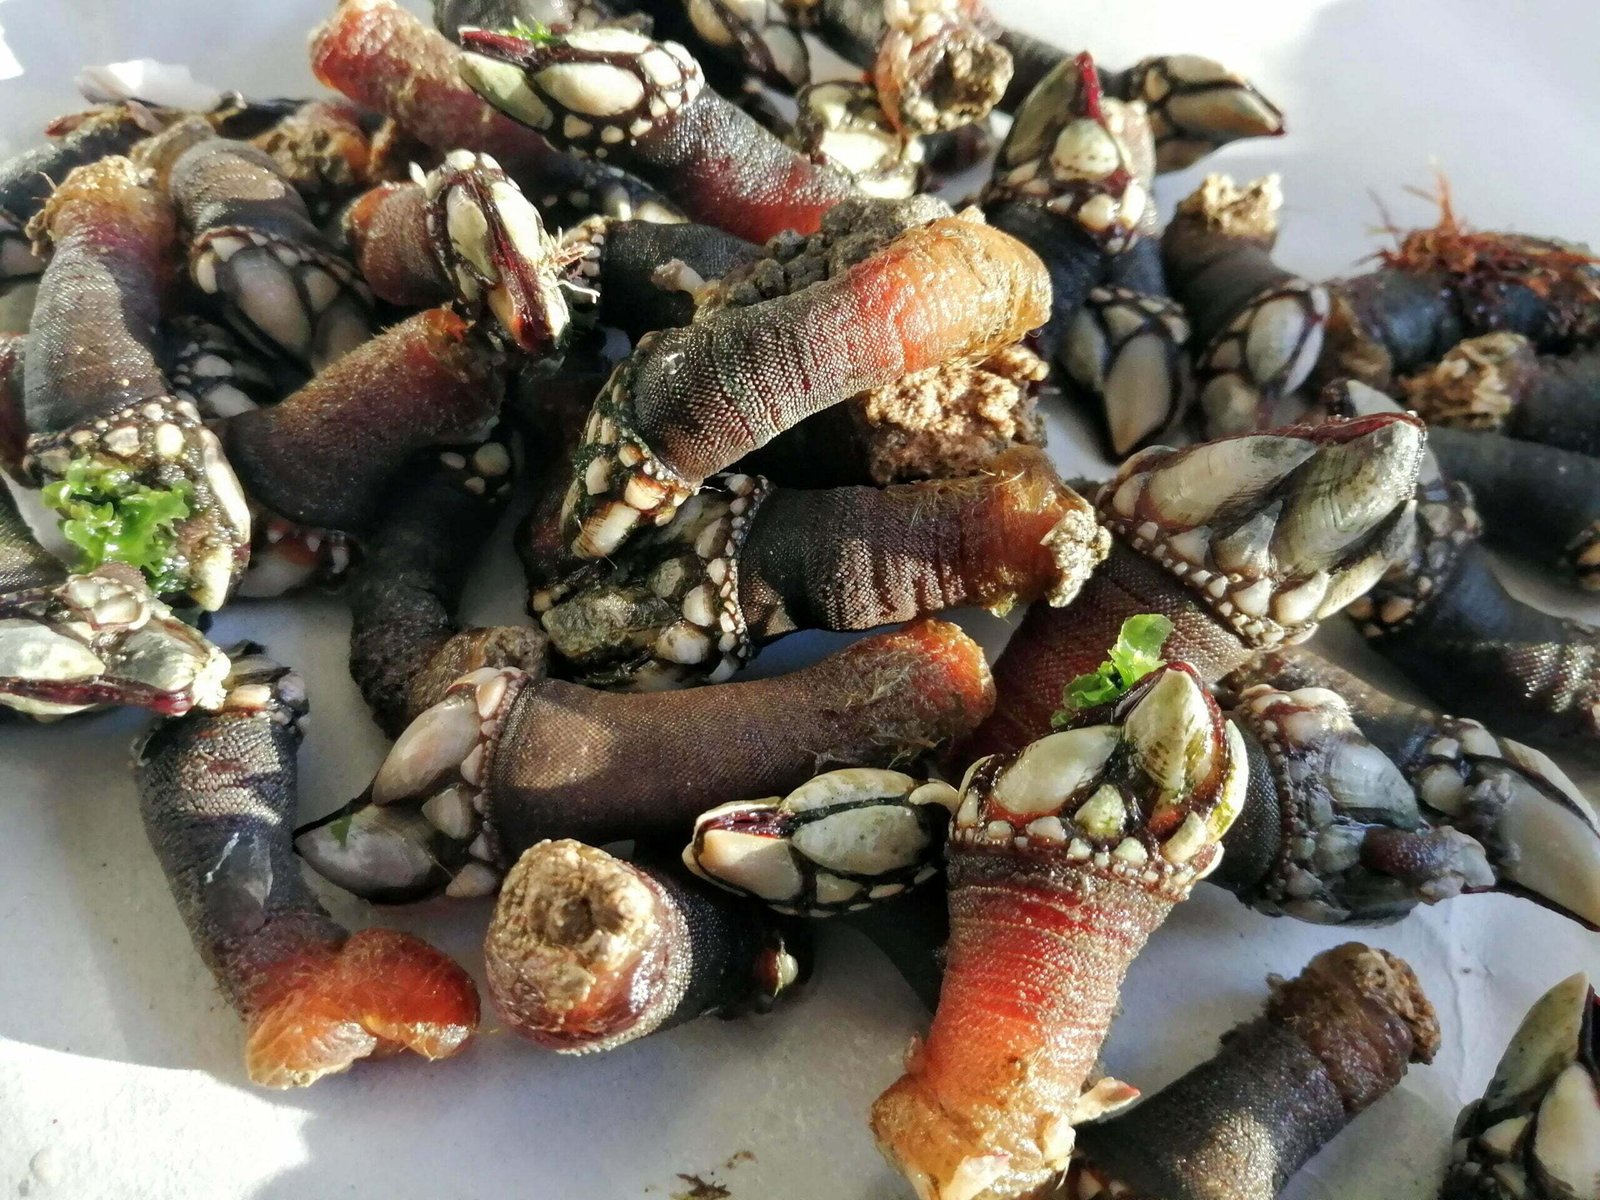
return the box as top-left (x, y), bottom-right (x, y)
top-left (0, 563), bottom-right (228, 718)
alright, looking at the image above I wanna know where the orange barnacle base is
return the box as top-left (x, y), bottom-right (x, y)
top-left (244, 928), bottom-right (480, 1089)
top-left (874, 662), bottom-right (1246, 1200)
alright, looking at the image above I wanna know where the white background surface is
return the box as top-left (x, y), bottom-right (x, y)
top-left (2, 2), bottom-right (1599, 1197)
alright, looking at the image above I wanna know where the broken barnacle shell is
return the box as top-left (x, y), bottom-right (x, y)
top-left (421, 149), bottom-right (572, 355)
top-left (791, 80), bottom-right (923, 200)
top-left (1097, 413), bottom-right (1425, 649)
top-left (1222, 683), bottom-right (1496, 924)
top-left (985, 51), bottom-right (1151, 255)
top-left (1442, 972), bottom-right (1598, 1200)
top-left (1062, 284), bottom-right (1193, 458)
top-left (684, 768), bottom-right (959, 916)
top-left (1122, 53), bottom-right (1286, 174)
top-left (871, 660), bottom-right (1246, 1200)
top-left (485, 839), bottom-right (807, 1054)
top-left (0, 562), bottom-right (228, 719)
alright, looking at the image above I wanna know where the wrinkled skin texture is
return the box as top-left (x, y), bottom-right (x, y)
top-left (1067, 944), bottom-right (1438, 1200)
top-left (135, 650), bottom-right (479, 1088)
top-left (224, 307), bottom-right (504, 534)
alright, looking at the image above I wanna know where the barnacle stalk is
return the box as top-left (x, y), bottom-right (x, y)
top-left (135, 649), bottom-right (479, 1087)
top-left (1441, 973), bottom-right (1599, 1200)
top-left (485, 840), bottom-right (806, 1053)
top-left (962, 413), bottom-right (1426, 761)
top-left (22, 157), bottom-right (251, 611)
top-left (558, 209), bottom-right (1049, 563)
top-left (1067, 944), bottom-right (1438, 1200)
top-left (297, 619), bottom-right (993, 902)
top-left (538, 448), bottom-right (1105, 688)
top-left (1163, 174), bottom-right (1330, 435)
top-left (871, 660), bottom-right (1246, 1200)
top-left (223, 307), bottom-right (505, 538)
top-left (457, 24), bottom-right (859, 241)
top-left (684, 768), bottom-right (959, 915)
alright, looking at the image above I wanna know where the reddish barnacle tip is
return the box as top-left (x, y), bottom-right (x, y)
top-left (883, 618), bottom-right (996, 726)
top-left (1071, 51), bottom-right (1104, 122)
top-left (455, 27), bottom-right (538, 62)
top-left (243, 928), bottom-right (479, 1089)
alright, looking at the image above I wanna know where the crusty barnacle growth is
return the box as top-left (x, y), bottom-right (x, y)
top-left (485, 840), bottom-right (803, 1054)
top-left (1401, 332), bottom-right (1533, 431)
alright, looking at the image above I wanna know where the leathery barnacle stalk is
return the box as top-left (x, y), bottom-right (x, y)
top-left (485, 840), bottom-right (807, 1054)
top-left (557, 208), bottom-right (1049, 562)
top-left (296, 618), bottom-right (994, 902)
top-left (536, 448), bottom-right (1106, 689)
top-left (22, 156), bottom-right (251, 611)
top-left (1065, 944), bottom-right (1438, 1200)
top-left (684, 768), bottom-right (960, 916)
top-left (135, 647), bottom-right (480, 1087)
top-left (871, 660), bottom-right (1246, 1200)
top-left (1441, 972), bottom-right (1599, 1200)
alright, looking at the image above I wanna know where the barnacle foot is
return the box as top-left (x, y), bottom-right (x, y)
top-left (684, 768), bottom-right (958, 916)
top-left (485, 840), bottom-right (805, 1054)
top-left (190, 226), bottom-right (372, 372)
top-left (28, 396), bottom-right (252, 611)
top-left (1063, 284), bottom-right (1192, 457)
top-left (1442, 973), bottom-right (1598, 1200)
top-left (0, 564), bottom-right (228, 717)
top-left (872, 661), bottom-right (1246, 1200)
top-left (238, 512), bottom-right (354, 599)
top-left (1098, 413), bottom-right (1425, 647)
top-left (423, 149), bottom-right (571, 354)
top-left (296, 666), bottom-right (533, 901)
top-left (245, 927), bottom-right (481, 1089)
top-left (538, 472), bottom-right (765, 687)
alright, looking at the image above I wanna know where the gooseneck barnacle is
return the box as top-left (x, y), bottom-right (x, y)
top-left (963, 414), bottom-right (1425, 763)
top-left (871, 659), bottom-right (1246, 1200)
top-left (135, 647), bottom-right (480, 1087)
top-left (1227, 646), bottom-right (1600, 929)
top-left (21, 156), bottom-right (251, 611)
top-left (458, 25), bottom-right (860, 240)
top-left (1441, 972), bottom-right (1599, 1200)
top-left (537, 447), bottom-right (1106, 688)
top-left (296, 618), bottom-right (994, 902)
top-left (558, 207), bottom-right (1050, 562)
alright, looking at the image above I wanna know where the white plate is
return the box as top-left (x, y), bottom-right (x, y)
top-left (1, 2), bottom-right (1598, 1197)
